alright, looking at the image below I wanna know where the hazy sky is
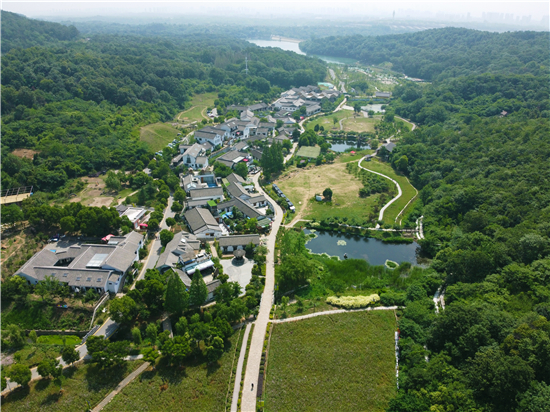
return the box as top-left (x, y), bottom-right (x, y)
top-left (2, 1), bottom-right (549, 20)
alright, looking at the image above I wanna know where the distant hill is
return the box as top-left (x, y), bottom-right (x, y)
top-left (1, 11), bottom-right (79, 53)
top-left (300, 27), bottom-right (550, 81)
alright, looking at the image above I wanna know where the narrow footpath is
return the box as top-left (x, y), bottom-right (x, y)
top-left (358, 157), bottom-right (402, 228)
top-left (272, 305), bottom-right (399, 324)
top-left (231, 323), bottom-right (252, 412)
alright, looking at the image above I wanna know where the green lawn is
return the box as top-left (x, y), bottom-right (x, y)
top-left (103, 333), bottom-right (238, 411)
top-left (295, 146), bottom-right (321, 159)
top-left (36, 335), bottom-right (81, 346)
top-left (1, 361), bottom-right (144, 412)
top-left (359, 159), bottom-right (418, 224)
top-left (264, 311), bottom-right (397, 412)
top-left (305, 110), bottom-right (352, 132)
top-left (342, 117), bottom-right (377, 133)
top-left (176, 92), bottom-right (217, 124)
top-left (139, 122), bottom-right (181, 152)
top-left (276, 161), bottom-right (377, 223)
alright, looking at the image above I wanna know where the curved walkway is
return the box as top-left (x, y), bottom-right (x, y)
top-left (358, 158), bottom-right (402, 228)
top-left (272, 305), bottom-right (399, 324)
top-left (396, 116), bottom-right (417, 131)
top-left (395, 177), bottom-right (418, 225)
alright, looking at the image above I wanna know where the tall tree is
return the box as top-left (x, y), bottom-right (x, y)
top-left (164, 271), bottom-right (189, 315)
top-left (189, 269), bottom-right (208, 307)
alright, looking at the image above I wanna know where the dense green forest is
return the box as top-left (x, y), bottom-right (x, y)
top-left (373, 30), bottom-right (550, 411)
top-left (300, 28), bottom-right (549, 81)
top-left (0, 11), bottom-right (326, 193)
top-left (1, 11), bottom-right (79, 52)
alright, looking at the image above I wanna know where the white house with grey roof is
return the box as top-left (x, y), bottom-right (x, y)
top-left (15, 232), bottom-right (143, 294)
top-left (181, 143), bottom-right (209, 170)
top-left (218, 234), bottom-right (260, 253)
top-left (184, 207), bottom-right (222, 239)
top-left (156, 231), bottom-right (201, 273)
top-left (189, 187), bottom-right (224, 202)
top-left (194, 126), bottom-right (224, 147)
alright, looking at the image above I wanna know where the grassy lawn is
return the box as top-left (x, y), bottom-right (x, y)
top-left (1, 361), bottom-right (144, 412)
top-left (295, 146), bottom-right (321, 159)
top-left (305, 110), bottom-right (352, 132)
top-left (276, 161), bottom-right (377, 223)
top-left (342, 117), bottom-right (377, 133)
top-left (36, 335), bottom-right (81, 346)
top-left (140, 122), bottom-right (181, 152)
top-left (359, 159), bottom-right (418, 224)
top-left (264, 311), bottom-right (397, 412)
top-left (103, 333), bottom-right (238, 411)
top-left (176, 92), bottom-right (217, 124)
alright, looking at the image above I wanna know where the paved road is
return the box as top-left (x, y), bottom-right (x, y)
top-left (241, 173), bottom-right (284, 412)
top-left (358, 157), bottom-right (402, 228)
top-left (231, 323), bottom-right (252, 412)
top-left (396, 116), bottom-right (417, 131)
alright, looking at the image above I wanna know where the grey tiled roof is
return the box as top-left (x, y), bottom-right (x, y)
top-left (217, 197), bottom-right (260, 219)
top-left (226, 182), bottom-right (249, 199)
top-left (189, 187), bottom-right (223, 200)
top-left (218, 234), bottom-right (260, 248)
top-left (184, 208), bottom-right (219, 233)
top-left (226, 173), bottom-right (245, 185)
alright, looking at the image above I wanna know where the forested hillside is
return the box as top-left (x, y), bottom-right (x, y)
top-left (300, 28), bottom-right (549, 81)
top-left (1, 11), bottom-right (79, 53)
top-left (373, 31), bottom-right (550, 412)
top-left (1, 13), bottom-right (326, 193)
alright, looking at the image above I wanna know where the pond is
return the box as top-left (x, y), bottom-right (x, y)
top-left (248, 40), bottom-right (357, 64)
top-left (304, 229), bottom-right (424, 267)
top-left (361, 104), bottom-right (386, 113)
top-left (329, 141), bottom-right (371, 152)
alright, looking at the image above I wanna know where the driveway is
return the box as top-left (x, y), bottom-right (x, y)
top-left (220, 257), bottom-right (254, 291)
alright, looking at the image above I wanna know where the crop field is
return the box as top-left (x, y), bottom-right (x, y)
top-left (102, 333), bottom-right (238, 411)
top-left (295, 145), bottom-right (321, 159)
top-left (2, 361), bottom-right (144, 412)
top-left (276, 161), bottom-right (377, 224)
top-left (359, 159), bottom-right (418, 224)
top-left (264, 310), bottom-right (397, 412)
top-left (140, 122), bottom-right (181, 152)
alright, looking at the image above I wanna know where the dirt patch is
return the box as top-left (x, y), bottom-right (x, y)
top-left (11, 149), bottom-right (39, 159)
top-left (88, 196), bottom-right (114, 207)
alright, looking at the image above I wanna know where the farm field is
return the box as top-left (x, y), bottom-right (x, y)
top-left (176, 92), bottom-right (217, 125)
top-left (102, 333), bottom-right (238, 412)
top-left (264, 310), bottom-right (397, 412)
top-left (139, 122), bottom-right (181, 152)
top-left (276, 161), bottom-right (377, 224)
top-left (359, 159), bottom-right (418, 224)
top-left (1, 360), bottom-right (144, 412)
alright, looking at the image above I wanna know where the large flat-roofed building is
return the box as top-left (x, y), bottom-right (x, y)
top-left (15, 232), bottom-right (144, 294)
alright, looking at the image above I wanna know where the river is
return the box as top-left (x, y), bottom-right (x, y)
top-left (248, 40), bottom-right (356, 64)
top-left (304, 229), bottom-right (424, 267)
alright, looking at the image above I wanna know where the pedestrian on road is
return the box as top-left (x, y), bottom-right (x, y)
top-left (251, 383), bottom-right (254, 391)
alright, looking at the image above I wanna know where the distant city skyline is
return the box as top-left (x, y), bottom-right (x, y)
top-left (2, 1), bottom-right (549, 26)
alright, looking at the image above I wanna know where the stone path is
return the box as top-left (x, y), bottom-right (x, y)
top-left (231, 323), bottom-right (252, 412)
top-left (272, 306), bottom-right (399, 323)
top-left (91, 361), bottom-right (150, 412)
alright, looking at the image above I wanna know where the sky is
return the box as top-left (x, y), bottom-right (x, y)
top-left (2, 1), bottom-right (549, 24)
